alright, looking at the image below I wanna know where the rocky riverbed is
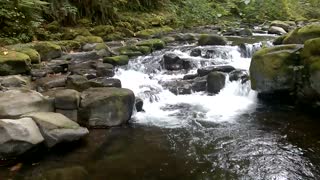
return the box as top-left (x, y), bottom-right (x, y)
top-left (0, 20), bottom-right (320, 179)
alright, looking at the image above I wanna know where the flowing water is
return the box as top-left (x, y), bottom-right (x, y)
top-left (1, 36), bottom-right (320, 180)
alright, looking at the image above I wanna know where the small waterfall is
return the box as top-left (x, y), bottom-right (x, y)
top-left (116, 44), bottom-right (257, 128)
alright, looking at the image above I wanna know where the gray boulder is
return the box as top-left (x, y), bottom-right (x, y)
top-left (79, 88), bottom-right (135, 127)
top-left (207, 72), bottom-right (226, 94)
top-left (0, 89), bottom-right (54, 118)
top-left (268, 26), bottom-right (287, 35)
top-left (23, 112), bottom-right (89, 147)
top-left (54, 89), bottom-right (81, 110)
top-left (0, 117), bottom-right (44, 158)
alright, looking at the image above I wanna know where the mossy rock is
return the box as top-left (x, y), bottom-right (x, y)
top-left (91, 25), bottom-right (115, 37)
top-left (103, 55), bottom-right (129, 66)
top-left (104, 32), bottom-right (125, 41)
top-left (283, 23), bottom-right (320, 44)
top-left (116, 27), bottom-right (135, 37)
top-left (5, 44), bottom-right (40, 64)
top-left (136, 39), bottom-right (165, 50)
top-left (117, 45), bottom-right (151, 57)
top-left (14, 48), bottom-right (40, 64)
top-left (53, 40), bottom-right (82, 52)
top-left (136, 26), bottom-right (173, 38)
top-left (94, 43), bottom-right (108, 51)
top-left (62, 28), bottom-right (92, 40)
top-left (31, 42), bottom-right (62, 60)
top-left (270, 20), bottom-right (292, 32)
top-left (301, 38), bottom-right (320, 63)
top-left (198, 34), bottom-right (227, 46)
top-left (273, 35), bottom-right (287, 45)
top-left (162, 36), bottom-right (176, 43)
top-left (249, 44), bottom-right (303, 93)
top-left (115, 22), bottom-right (133, 31)
top-left (78, 18), bottom-right (92, 27)
top-left (74, 36), bottom-right (104, 45)
top-left (0, 50), bottom-right (31, 75)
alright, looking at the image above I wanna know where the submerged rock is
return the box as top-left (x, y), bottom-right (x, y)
top-left (0, 89), bottom-right (53, 118)
top-left (229, 70), bottom-right (249, 83)
top-left (23, 112), bottom-right (89, 147)
top-left (79, 87), bottom-right (135, 127)
top-left (0, 117), bottom-right (44, 159)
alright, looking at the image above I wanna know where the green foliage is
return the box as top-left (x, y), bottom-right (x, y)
top-left (0, 0), bottom-right (48, 42)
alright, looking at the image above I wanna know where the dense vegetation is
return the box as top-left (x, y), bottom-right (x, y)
top-left (0, 0), bottom-right (320, 42)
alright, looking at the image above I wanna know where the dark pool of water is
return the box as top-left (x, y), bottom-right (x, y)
top-left (1, 103), bottom-right (319, 180)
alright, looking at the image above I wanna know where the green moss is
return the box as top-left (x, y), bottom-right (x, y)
top-left (104, 32), bottom-right (125, 41)
top-left (47, 21), bottom-right (60, 33)
top-left (136, 26), bottom-right (173, 38)
top-left (31, 42), bottom-right (62, 60)
top-left (53, 40), bottom-right (82, 52)
top-left (273, 35), bottom-right (287, 45)
top-left (301, 38), bottom-right (320, 61)
top-left (90, 25), bottom-right (115, 37)
top-left (310, 59), bottom-right (320, 73)
top-left (270, 20), bottom-right (290, 31)
top-left (62, 28), bottom-right (92, 40)
top-left (74, 36), bottom-right (104, 45)
top-left (95, 43), bottom-right (108, 51)
top-left (5, 44), bottom-right (40, 64)
top-left (117, 45), bottom-right (151, 57)
top-left (116, 27), bottom-right (135, 37)
top-left (136, 39), bottom-right (165, 50)
top-left (0, 51), bottom-right (31, 75)
top-left (103, 55), bottom-right (129, 66)
top-left (78, 18), bottom-right (92, 27)
top-left (115, 22), bottom-right (133, 31)
top-left (283, 23), bottom-right (320, 44)
top-left (15, 48), bottom-right (40, 64)
top-left (249, 44), bottom-right (302, 91)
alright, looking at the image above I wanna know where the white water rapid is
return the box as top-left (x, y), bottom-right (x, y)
top-left (116, 44), bottom-right (260, 128)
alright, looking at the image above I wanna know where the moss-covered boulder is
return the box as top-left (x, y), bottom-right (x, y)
top-left (9, 47), bottom-right (40, 64)
top-left (136, 39), bottom-right (165, 50)
top-left (283, 23), bottom-right (320, 44)
top-left (135, 26), bottom-right (173, 38)
top-left (32, 42), bottom-right (62, 60)
top-left (103, 55), bottom-right (129, 66)
top-left (74, 36), bottom-right (104, 45)
top-left (302, 38), bottom-right (320, 95)
top-left (117, 45), bottom-right (151, 57)
top-left (249, 44), bottom-right (303, 93)
top-left (198, 34), bottom-right (227, 46)
top-left (0, 50), bottom-right (31, 75)
top-left (53, 40), bottom-right (82, 52)
top-left (90, 25), bottom-right (115, 38)
top-left (79, 87), bottom-right (135, 127)
top-left (94, 43), bottom-right (108, 51)
top-left (62, 28), bottom-right (92, 40)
